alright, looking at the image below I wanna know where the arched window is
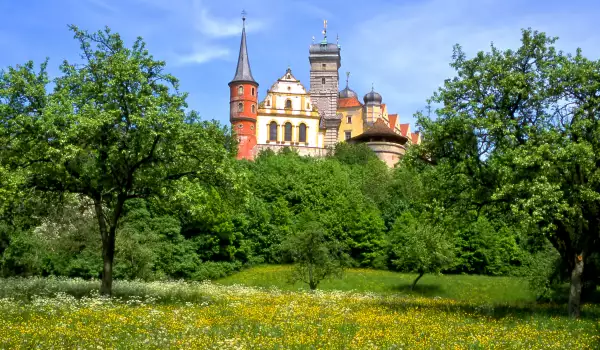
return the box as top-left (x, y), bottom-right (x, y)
top-left (251, 104), bottom-right (256, 113)
top-left (237, 102), bottom-right (243, 112)
top-left (299, 123), bottom-right (307, 143)
top-left (321, 77), bottom-right (326, 85)
top-left (285, 99), bottom-right (292, 109)
top-left (284, 122), bottom-right (292, 142)
top-left (266, 99), bottom-right (271, 107)
top-left (251, 87), bottom-right (255, 96)
top-left (269, 121), bottom-right (277, 141)
top-left (238, 86), bottom-right (244, 95)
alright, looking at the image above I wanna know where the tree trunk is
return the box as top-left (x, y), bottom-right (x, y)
top-left (100, 225), bottom-right (116, 296)
top-left (568, 254), bottom-right (584, 319)
top-left (94, 196), bottom-right (125, 297)
top-left (411, 272), bottom-right (425, 291)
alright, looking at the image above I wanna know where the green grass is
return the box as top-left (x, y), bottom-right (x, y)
top-left (217, 265), bottom-right (536, 304)
top-left (0, 267), bottom-right (598, 348)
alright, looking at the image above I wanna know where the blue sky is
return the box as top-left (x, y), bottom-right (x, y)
top-left (1, 0), bottom-right (599, 128)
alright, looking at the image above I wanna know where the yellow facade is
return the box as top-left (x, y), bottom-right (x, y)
top-left (337, 106), bottom-right (364, 142)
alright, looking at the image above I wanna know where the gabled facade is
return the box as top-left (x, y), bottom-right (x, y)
top-left (229, 18), bottom-right (420, 166)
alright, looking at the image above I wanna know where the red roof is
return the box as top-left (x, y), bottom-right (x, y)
top-left (349, 118), bottom-right (408, 144)
top-left (388, 114), bottom-right (398, 130)
top-left (399, 123), bottom-right (410, 137)
top-left (411, 132), bottom-right (420, 144)
top-left (339, 97), bottom-right (362, 108)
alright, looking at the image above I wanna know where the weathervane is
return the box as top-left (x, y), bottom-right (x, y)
top-left (241, 9), bottom-right (247, 27)
top-left (345, 72), bottom-right (350, 88)
top-left (322, 19), bottom-right (328, 43)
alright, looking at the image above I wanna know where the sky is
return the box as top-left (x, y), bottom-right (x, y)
top-left (1, 0), bottom-right (600, 129)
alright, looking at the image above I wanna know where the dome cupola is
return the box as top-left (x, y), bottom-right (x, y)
top-left (339, 72), bottom-right (357, 99)
top-left (363, 85), bottom-right (382, 105)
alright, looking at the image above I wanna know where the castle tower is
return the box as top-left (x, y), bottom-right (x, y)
top-left (363, 85), bottom-right (383, 125)
top-left (309, 20), bottom-right (341, 147)
top-left (229, 14), bottom-right (259, 160)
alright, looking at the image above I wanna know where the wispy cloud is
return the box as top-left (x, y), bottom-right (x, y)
top-left (342, 0), bottom-right (600, 127)
top-left (85, 0), bottom-right (119, 13)
top-left (176, 46), bottom-right (230, 65)
top-left (193, 0), bottom-right (265, 38)
top-left (74, 0), bottom-right (268, 66)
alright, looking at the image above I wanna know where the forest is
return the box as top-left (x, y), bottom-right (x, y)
top-left (1, 25), bottom-right (599, 321)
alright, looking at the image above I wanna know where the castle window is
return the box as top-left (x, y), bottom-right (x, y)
top-left (345, 131), bottom-right (352, 140)
top-left (238, 86), bottom-right (244, 95)
top-left (251, 87), bottom-right (255, 96)
top-left (251, 104), bottom-right (256, 113)
top-left (237, 102), bottom-right (243, 112)
top-left (347, 115), bottom-right (352, 124)
top-left (321, 77), bottom-right (326, 85)
top-left (269, 121), bottom-right (277, 141)
top-left (306, 103), bottom-right (310, 110)
top-left (266, 99), bottom-right (270, 107)
top-left (285, 99), bottom-right (292, 109)
top-left (322, 63), bottom-right (326, 70)
top-left (238, 124), bottom-right (243, 129)
top-left (284, 122), bottom-right (292, 142)
top-left (299, 123), bottom-right (307, 143)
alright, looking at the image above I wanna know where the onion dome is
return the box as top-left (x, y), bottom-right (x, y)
top-left (339, 87), bottom-right (357, 99)
top-left (339, 71), bottom-right (357, 98)
top-left (363, 85), bottom-right (382, 105)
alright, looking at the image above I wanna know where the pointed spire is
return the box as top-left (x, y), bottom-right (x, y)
top-left (230, 10), bottom-right (256, 84)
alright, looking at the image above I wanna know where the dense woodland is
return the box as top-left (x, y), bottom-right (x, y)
top-left (0, 26), bottom-right (599, 318)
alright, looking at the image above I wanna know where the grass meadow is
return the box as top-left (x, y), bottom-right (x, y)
top-left (0, 265), bottom-right (598, 349)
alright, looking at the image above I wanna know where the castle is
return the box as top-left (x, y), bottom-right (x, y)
top-left (229, 18), bottom-right (420, 167)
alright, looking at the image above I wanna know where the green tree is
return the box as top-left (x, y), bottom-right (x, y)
top-left (412, 28), bottom-right (600, 317)
top-left (283, 216), bottom-right (349, 290)
top-left (388, 212), bottom-right (455, 290)
top-left (0, 26), bottom-right (236, 295)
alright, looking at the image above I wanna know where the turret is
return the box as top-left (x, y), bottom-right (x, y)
top-left (229, 13), bottom-right (259, 160)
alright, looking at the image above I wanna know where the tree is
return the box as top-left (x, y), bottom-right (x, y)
top-left (412, 28), bottom-right (600, 317)
top-left (0, 26), bottom-right (237, 295)
top-left (388, 212), bottom-right (455, 290)
top-left (283, 215), bottom-right (349, 290)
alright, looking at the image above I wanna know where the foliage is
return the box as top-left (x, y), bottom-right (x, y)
top-left (282, 216), bottom-right (349, 290)
top-left (410, 28), bottom-right (600, 317)
top-left (0, 26), bottom-right (237, 294)
top-left (388, 212), bottom-right (455, 289)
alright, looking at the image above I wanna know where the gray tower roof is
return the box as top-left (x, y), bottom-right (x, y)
top-left (230, 20), bottom-right (256, 85)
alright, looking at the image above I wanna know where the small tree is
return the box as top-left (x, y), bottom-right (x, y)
top-left (389, 212), bottom-right (454, 290)
top-left (283, 217), bottom-right (349, 290)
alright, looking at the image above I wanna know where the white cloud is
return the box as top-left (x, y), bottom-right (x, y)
top-left (85, 0), bottom-right (118, 13)
top-left (342, 0), bottom-right (600, 127)
top-left (193, 0), bottom-right (265, 38)
top-left (176, 46), bottom-right (230, 65)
